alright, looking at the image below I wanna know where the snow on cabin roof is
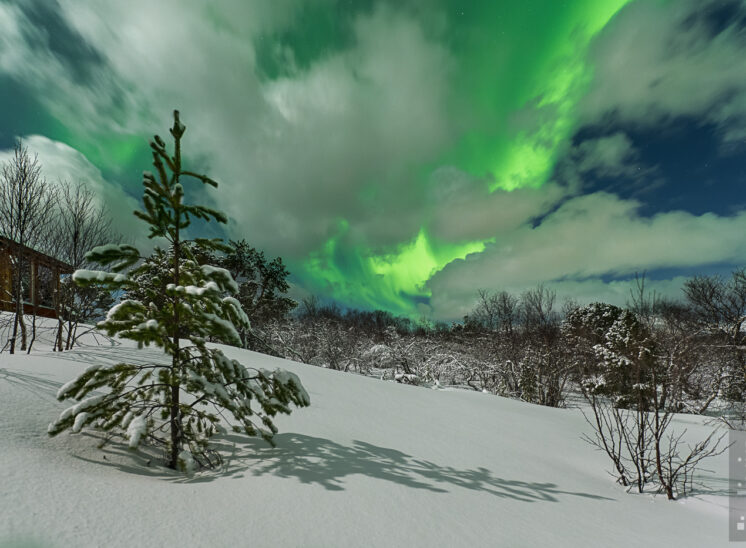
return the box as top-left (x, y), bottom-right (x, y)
top-left (0, 235), bottom-right (73, 272)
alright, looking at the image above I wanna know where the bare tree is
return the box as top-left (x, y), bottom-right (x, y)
top-left (683, 269), bottom-right (746, 344)
top-left (0, 140), bottom-right (56, 353)
top-left (464, 289), bottom-right (519, 334)
top-left (48, 180), bottom-right (117, 351)
top-left (518, 285), bottom-right (570, 406)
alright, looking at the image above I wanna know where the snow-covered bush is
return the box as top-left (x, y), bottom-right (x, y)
top-left (568, 303), bottom-right (725, 499)
top-left (564, 302), bottom-right (657, 408)
top-left (49, 111), bottom-right (309, 471)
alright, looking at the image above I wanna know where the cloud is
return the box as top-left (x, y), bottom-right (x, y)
top-left (424, 166), bottom-right (567, 242)
top-left (572, 133), bottom-right (640, 178)
top-left (0, 1), bottom-right (139, 134)
top-left (22, 2), bottom-right (459, 260)
top-left (582, 0), bottom-right (746, 145)
top-left (228, 4), bottom-right (458, 255)
top-left (426, 191), bottom-right (746, 320)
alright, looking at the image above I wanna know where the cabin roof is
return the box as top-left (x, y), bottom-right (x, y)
top-left (0, 236), bottom-right (74, 273)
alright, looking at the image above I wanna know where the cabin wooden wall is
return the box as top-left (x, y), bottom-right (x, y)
top-left (0, 245), bottom-right (11, 304)
top-left (0, 242), bottom-right (71, 319)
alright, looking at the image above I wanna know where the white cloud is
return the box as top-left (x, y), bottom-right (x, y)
top-left (426, 191), bottom-right (746, 320)
top-left (573, 133), bottom-right (640, 178)
top-left (583, 0), bottom-right (746, 145)
top-left (0, 2), bottom-right (137, 134)
top-left (37, 2), bottom-right (458, 258)
top-left (424, 167), bottom-right (567, 241)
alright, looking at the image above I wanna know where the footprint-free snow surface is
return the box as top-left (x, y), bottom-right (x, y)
top-left (0, 336), bottom-right (732, 547)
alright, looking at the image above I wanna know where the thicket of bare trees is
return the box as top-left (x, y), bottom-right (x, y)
top-left (0, 141), bottom-right (115, 353)
top-left (244, 274), bottom-right (743, 427)
top-left (683, 269), bottom-right (746, 424)
top-left (254, 286), bottom-right (577, 406)
top-left (50, 180), bottom-right (119, 351)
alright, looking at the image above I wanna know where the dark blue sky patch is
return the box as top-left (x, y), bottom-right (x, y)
top-left (641, 263), bottom-right (745, 281)
top-left (568, 118), bottom-right (746, 217)
top-left (0, 76), bottom-right (46, 147)
top-left (409, 294), bottom-right (430, 307)
top-left (681, 0), bottom-right (746, 39)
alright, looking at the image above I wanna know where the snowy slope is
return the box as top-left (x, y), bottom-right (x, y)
top-left (0, 335), bottom-right (732, 547)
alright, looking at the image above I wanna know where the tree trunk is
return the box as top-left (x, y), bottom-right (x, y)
top-left (55, 319), bottom-right (64, 352)
top-left (168, 240), bottom-right (182, 470)
top-left (168, 118), bottom-right (183, 471)
top-left (65, 319), bottom-right (73, 350)
top-left (9, 303), bottom-right (19, 354)
top-left (69, 320), bottom-right (78, 350)
top-left (27, 310), bottom-right (36, 353)
top-left (652, 372), bottom-right (675, 500)
top-left (18, 313), bottom-right (27, 351)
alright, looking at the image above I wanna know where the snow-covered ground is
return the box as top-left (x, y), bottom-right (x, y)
top-left (0, 330), bottom-right (733, 547)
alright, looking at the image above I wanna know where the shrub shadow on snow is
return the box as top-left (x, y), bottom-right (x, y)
top-left (685, 474), bottom-right (733, 498)
top-left (198, 432), bottom-right (613, 503)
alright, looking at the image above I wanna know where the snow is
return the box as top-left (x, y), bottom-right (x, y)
top-left (86, 243), bottom-right (128, 255)
top-left (56, 363), bottom-right (102, 399)
top-left (0, 321), bottom-right (734, 547)
top-left (134, 319), bottom-right (159, 332)
top-left (72, 412), bottom-right (89, 433)
top-left (166, 281), bottom-right (220, 297)
top-left (126, 416), bottom-right (147, 449)
top-left (200, 264), bottom-right (239, 294)
top-left (72, 269), bottom-right (127, 284)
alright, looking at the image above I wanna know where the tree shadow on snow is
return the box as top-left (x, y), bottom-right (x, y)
top-left (202, 432), bottom-right (613, 503)
top-left (69, 430), bottom-right (611, 502)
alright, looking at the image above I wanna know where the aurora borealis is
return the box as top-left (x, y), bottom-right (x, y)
top-left (1, 0), bottom-right (745, 320)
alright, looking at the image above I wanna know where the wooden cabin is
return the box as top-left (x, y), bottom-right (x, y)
top-left (0, 236), bottom-right (73, 319)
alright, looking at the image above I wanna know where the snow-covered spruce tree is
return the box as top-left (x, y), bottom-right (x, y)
top-left (48, 111), bottom-right (310, 472)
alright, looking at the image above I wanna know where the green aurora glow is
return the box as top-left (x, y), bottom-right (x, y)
top-left (0, 0), bottom-right (638, 317)
top-left (300, 0), bottom-right (632, 315)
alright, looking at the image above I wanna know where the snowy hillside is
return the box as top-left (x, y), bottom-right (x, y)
top-left (0, 335), bottom-right (732, 547)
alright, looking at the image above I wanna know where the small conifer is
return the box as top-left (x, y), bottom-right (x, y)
top-left (49, 111), bottom-right (309, 471)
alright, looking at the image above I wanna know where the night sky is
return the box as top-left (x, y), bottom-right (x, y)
top-left (0, 0), bottom-right (744, 320)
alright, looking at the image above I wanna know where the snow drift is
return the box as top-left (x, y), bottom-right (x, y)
top-left (0, 335), bottom-right (732, 547)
